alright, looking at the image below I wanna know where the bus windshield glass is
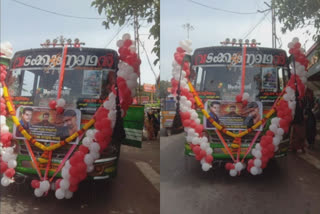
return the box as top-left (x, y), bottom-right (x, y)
top-left (193, 65), bottom-right (288, 101)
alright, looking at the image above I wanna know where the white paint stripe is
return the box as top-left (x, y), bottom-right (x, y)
top-left (298, 153), bottom-right (320, 170)
top-left (135, 161), bottom-right (160, 192)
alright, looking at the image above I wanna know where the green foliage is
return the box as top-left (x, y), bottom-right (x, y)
top-left (91, 0), bottom-right (160, 65)
top-left (159, 80), bottom-right (171, 98)
top-left (272, 0), bottom-right (320, 43)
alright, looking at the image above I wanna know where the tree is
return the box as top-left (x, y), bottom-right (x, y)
top-left (159, 80), bottom-right (171, 98)
top-left (91, 0), bottom-right (160, 65)
top-left (272, 0), bottom-right (320, 44)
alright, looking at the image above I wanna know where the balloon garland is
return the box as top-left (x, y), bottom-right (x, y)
top-left (0, 42), bottom-right (17, 187)
top-left (0, 33), bottom-right (141, 199)
top-left (171, 37), bottom-right (307, 176)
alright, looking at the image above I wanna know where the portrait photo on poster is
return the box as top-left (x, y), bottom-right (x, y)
top-left (204, 100), bottom-right (263, 131)
top-left (13, 106), bottom-right (81, 144)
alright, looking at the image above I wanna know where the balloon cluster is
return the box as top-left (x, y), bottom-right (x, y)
top-left (236, 92), bottom-right (250, 106)
top-left (49, 33), bottom-right (140, 199)
top-left (0, 42), bottom-right (17, 187)
top-left (171, 40), bottom-right (213, 171)
top-left (49, 98), bottom-right (66, 114)
top-left (245, 37), bottom-right (307, 176)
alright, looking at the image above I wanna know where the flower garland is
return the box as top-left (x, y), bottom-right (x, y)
top-left (0, 33), bottom-right (140, 199)
top-left (0, 42), bottom-right (17, 186)
top-left (171, 38), bottom-right (307, 175)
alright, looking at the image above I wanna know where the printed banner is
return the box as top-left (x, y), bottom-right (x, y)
top-left (204, 100), bottom-right (263, 131)
top-left (13, 106), bottom-right (81, 144)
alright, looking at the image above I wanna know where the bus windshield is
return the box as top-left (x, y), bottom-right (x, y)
top-left (193, 65), bottom-right (288, 101)
top-left (7, 68), bottom-right (115, 108)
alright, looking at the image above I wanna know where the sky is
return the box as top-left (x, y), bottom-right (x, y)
top-left (0, 0), bottom-right (159, 84)
top-left (160, 0), bottom-right (316, 81)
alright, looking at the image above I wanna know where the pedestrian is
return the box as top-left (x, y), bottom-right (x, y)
top-left (290, 109), bottom-right (306, 153)
top-left (151, 110), bottom-right (160, 138)
top-left (145, 111), bottom-right (155, 140)
top-left (305, 107), bottom-right (317, 149)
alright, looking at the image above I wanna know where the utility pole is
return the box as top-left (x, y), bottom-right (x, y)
top-left (182, 23), bottom-right (194, 39)
top-left (134, 13), bottom-right (141, 104)
top-left (258, 2), bottom-right (276, 48)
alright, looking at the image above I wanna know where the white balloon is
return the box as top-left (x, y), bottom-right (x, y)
top-left (7, 160), bottom-right (17, 168)
top-left (65, 190), bottom-right (73, 199)
top-left (250, 166), bottom-right (258, 175)
top-left (122, 33), bottom-right (131, 40)
top-left (229, 169), bottom-right (237, 177)
top-left (87, 165), bottom-right (95, 173)
top-left (201, 163), bottom-right (211, 171)
top-left (34, 188), bottom-right (44, 197)
top-left (287, 42), bottom-right (294, 49)
top-left (272, 137), bottom-right (281, 146)
top-left (0, 125), bottom-right (9, 133)
top-left (269, 124), bottom-right (278, 133)
top-left (55, 188), bottom-right (65, 199)
top-left (89, 143), bottom-right (100, 153)
top-left (129, 45), bottom-right (136, 53)
top-left (2, 152), bottom-right (11, 162)
top-left (255, 143), bottom-right (262, 151)
top-left (84, 154), bottom-right (94, 165)
top-left (254, 159), bottom-right (262, 168)
top-left (90, 151), bottom-right (100, 160)
top-left (257, 168), bottom-right (263, 174)
top-left (56, 98), bottom-right (66, 107)
top-left (1, 176), bottom-right (10, 186)
top-left (82, 137), bottom-right (92, 147)
top-left (195, 118), bottom-right (201, 124)
top-left (86, 129), bottom-right (97, 139)
top-left (0, 115), bottom-right (6, 125)
top-left (271, 117), bottom-right (280, 126)
top-left (292, 37), bottom-right (299, 43)
top-left (40, 180), bottom-right (50, 192)
top-left (206, 147), bottom-right (213, 155)
top-left (61, 167), bottom-right (70, 179)
top-left (60, 179), bottom-right (70, 190)
top-left (254, 150), bottom-right (262, 159)
top-left (242, 92), bottom-right (250, 100)
top-left (200, 142), bottom-right (208, 150)
top-left (116, 40), bottom-right (124, 47)
top-left (277, 128), bottom-right (284, 136)
top-left (235, 162), bottom-right (243, 172)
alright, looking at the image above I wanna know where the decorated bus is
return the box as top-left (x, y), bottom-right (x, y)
top-left (0, 34), bottom-right (144, 199)
top-left (170, 38), bottom-right (308, 176)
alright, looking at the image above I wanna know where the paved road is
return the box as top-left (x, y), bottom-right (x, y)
top-left (161, 133), bottom-right (320, 214)
top-left (0, 140), bottom-right (160, 214)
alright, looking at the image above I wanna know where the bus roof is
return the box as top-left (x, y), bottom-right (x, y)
top-left (10, 47), bottom-right (118, 70)
top-left (191, 46), bottom-right (287, 67)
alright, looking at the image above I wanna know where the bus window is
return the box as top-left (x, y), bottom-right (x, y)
top-left (194, 67), bottom-right (203, 91)
top-left (21, 70), bottom-right (35, 96)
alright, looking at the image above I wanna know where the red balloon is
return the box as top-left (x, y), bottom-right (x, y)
top-left (180, 111), bottom-right (191, 120)
top-left (195, 154), bottom-right (202, 161)
top-left (69, 176), bottom-right (80, 186)
top-left (242, 100), bottom-right (248, 106)
top-left (49, 100), bottom-right (57, 109)
top-left (79, 145), bottom-right (89, 154)
top-left (192, 146), bottom-right (201, 155)
top-left (205, 155), bottom-right (213, 163)
top-left (5, 168), bottom-right (15, 178)
top-left (123, 39), bottom-right (133, 47)
top-left (55, 179), bottom-right (62, 189)
top-left (195, 124), bottom-right (203, 134)
top-left (266, 130), bottom-right (275, 137)
top-left (183, 119), bottom-right (191, 127)
top-left (0, 161), bottom-right (8, 173)
top-left (69, 184), bottom-right (78, 192)
top-left (199, 150), bottom-right (207, 158)
top-left (236, 94), bottom-right (242, 103)
top-left (56, 107), bottom-right (64, 114)
top-left (225, 162), bottom-right (235, 170)
top-left (31, 180), bottom-right (40, 188)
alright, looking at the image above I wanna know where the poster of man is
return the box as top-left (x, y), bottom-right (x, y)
top-left (204, 100), bottom-right (263, 131)
top-left (15, 107), bottom-right (33, 137)
top-left (13, 106), bottom-right (81, 143)
top-left (262, 68), bottom-right (277, 91)
top-left (82, 70), bottom-right (102, 95)
top-left (206, 101), bottom-right (221, 128)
